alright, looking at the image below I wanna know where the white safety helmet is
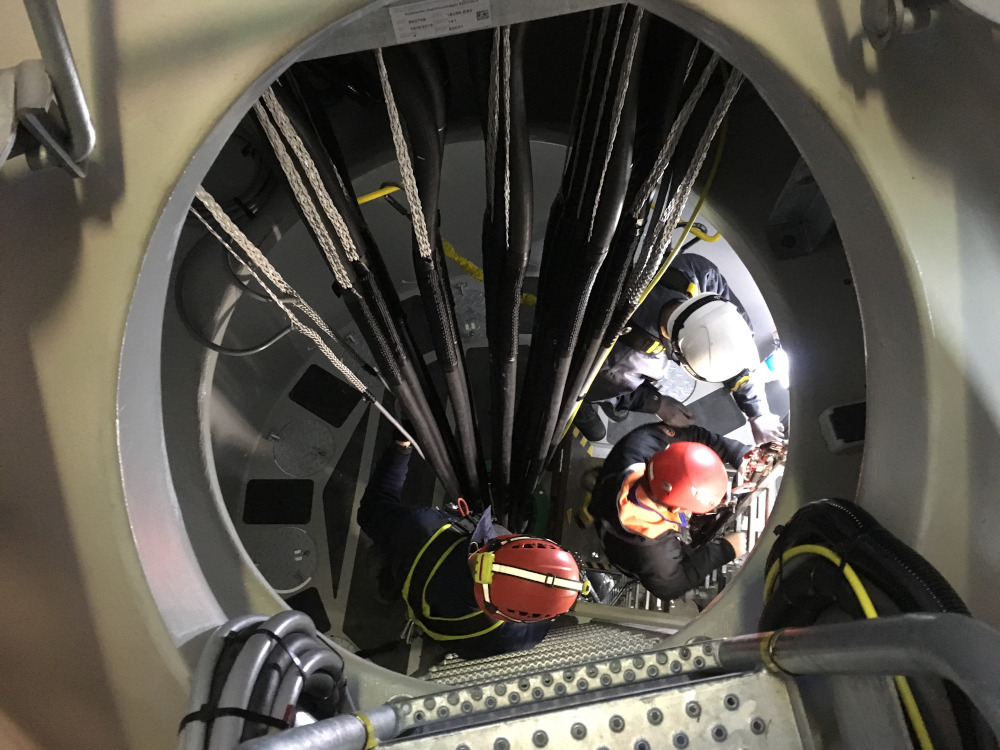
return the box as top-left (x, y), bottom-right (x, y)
top-left (662, 293), bottom-right (758, 382)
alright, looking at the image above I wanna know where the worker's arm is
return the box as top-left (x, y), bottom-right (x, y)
top-left (637, 536), bottom-right (738, 602)
top-left (356, 440), bottom-right (412, 542)
top-left (723, 370), bottom-right (785, 444)
top-left (603, 421), bottom-right (749, 478)
top-left (600, 422), bottom-right (674, 477)
top-left (672, 424), bottom-right (750, 469)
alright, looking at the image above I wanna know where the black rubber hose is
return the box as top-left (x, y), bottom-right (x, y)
top-left (563, 25), bottom-right (699, 366)
top-left (762, 499), bottom-right (971, 626)
top-left (513, 6), bottom-right (646, 507)
top-left (379, 43), bottom-right (485, 503)
top-left (716, 614), bottom-right (1000, 740)
top-left (558, 7), bottom-right (618, 219)
top-left (604, 52), bottom-right (726, 342)
top-left (469, 25), bottom-right (533, 509)
top-left (267, 75), bottom-right (463, 497)
top-left (351, 200), bottom-right (467, 493)
top-left (343, 284), bottom-right (461, 498)
top-left (553, 29), bottom-right (699, 447)
top-left (761, 499), bottom-right (990, 749)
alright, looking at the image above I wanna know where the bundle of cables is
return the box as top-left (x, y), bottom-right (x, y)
top-left (178, 611), bottom-right (353, 750)
top-left (762, 499), bottom-right (993, 750)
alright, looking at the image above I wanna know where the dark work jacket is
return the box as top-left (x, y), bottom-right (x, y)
top-left (357, 446), bottom-right (550, 659)
top-left (591, 422), bottom-right (750, 601)
top-left (605, 253), bottom-right (767, 419)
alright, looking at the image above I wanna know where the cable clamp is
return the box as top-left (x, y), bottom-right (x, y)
top-left (759, 630), bottom-right (787, 674)
top-left (178, 705), bottom-right (290, 733)
top-left (354, 711), bottom-right (378, 749)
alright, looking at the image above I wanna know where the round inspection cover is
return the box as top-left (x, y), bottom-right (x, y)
top-left (273, 418), bottom-right (335, 477)
top-left (245, 525), bottom-right (318, 594)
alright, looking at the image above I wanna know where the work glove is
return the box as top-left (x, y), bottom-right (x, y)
top-left (655, 395), bottom-right (694, 428)
top-left (750, 412), bottom-right (784, 445)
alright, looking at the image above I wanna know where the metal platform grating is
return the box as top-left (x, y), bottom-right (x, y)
top-left (421, 622), bottom-right (667, 686)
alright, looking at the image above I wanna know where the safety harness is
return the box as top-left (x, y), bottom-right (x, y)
top-left (621, 326), bottom-right (667, 355)
top-left (400, 521), bottom-right (503, 641)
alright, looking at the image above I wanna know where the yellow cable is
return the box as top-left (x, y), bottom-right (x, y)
top-left (441, 238), bottom-right (485, 281)
top-left (687, 224), bottom-right (721, 243)
top-left (764, 544), bottom-right (934, 750)
top-left (355, 185), bottom-right (537, 307)
top-left (439, 239), bottom-right (537, 307)
top-left (356, 184), bottom-right (401, 204)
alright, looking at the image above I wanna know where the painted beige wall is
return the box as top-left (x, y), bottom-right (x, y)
top-left (0, 3), bottom-right (367, 747)
top-left (1, 1), bottom-right (998, 747)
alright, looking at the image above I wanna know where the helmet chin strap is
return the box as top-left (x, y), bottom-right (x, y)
top-left (634, 475), bottom-right (677, 512)
top-left (634, 475), bottom-right (653, 503)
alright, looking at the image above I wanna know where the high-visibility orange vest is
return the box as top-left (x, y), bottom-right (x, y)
top-left (615, 467), bottom-right (688, 539)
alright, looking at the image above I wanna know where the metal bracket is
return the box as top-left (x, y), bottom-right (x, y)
top-left (0, 0), bottom-right (94, 177)
top-left (766, 157), bottom-right (835, 260)
top-left (860, 0), bottom-right (943, 50)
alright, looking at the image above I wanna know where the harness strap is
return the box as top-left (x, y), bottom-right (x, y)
top-left (401, 524), bottom-right (502, 641)
top-left (659, 266), bottom-right (698, 297)
top-left (621, 326), bottom-right (666, 355)
top-left (489, 563), bottom-right (589, 592)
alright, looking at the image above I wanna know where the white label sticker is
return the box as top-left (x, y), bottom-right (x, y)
top-left (389, 0), bottom-right (493, 44)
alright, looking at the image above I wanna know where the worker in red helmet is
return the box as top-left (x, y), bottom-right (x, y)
top-left (590, 420), bottom-right (753, 601)
top-left (357, 434), bottom-right (587, 659)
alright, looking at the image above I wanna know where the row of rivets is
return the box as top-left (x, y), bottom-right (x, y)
top-left (448, 706), bottom-right (763, 750)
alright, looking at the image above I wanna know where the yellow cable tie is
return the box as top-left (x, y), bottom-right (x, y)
top-left (759, 630), bottom-right (784, 674)
top-left (354, 712), bottom-right (377, 749)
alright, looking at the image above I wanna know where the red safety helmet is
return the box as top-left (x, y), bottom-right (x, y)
top-left (645, 441), bottom-right (728, 514)
top-left (469, 535), bottom-right (589, 623)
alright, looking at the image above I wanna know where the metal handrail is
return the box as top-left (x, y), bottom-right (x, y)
top-left (717, 612), bottom-right (1000, 737)
top-left (21, 0), bottom-right (94, 165)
